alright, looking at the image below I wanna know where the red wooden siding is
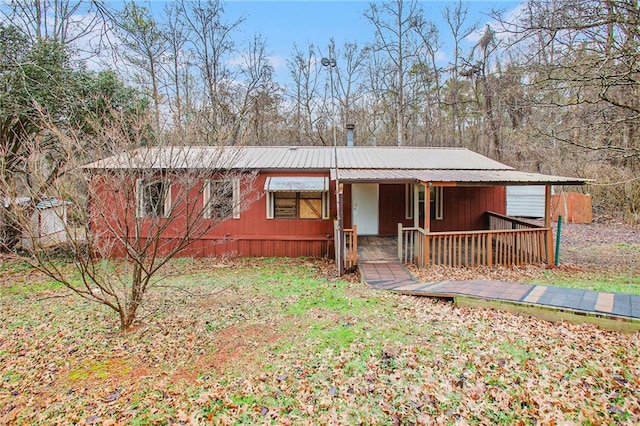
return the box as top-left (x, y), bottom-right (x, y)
top-left (89, 171), bottom-right (506, 259)
top-left (343, 184), bottom-right (352, 228)
top-left (90, 171), bottom-right (335, 259)
top-left (431, 186), bottom-right (506, 232)
top-left (379, 184), bottom-right (413, 235)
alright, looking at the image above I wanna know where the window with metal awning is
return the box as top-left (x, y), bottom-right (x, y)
top-left (263, 177), bottom-right (329, 192)
top-left (264, 177), bottom-right (330, 219)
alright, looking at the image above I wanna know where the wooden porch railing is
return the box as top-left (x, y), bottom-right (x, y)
top-left (487, 211), bottom-right (543, 231)
top-left (344, 225), bottom-right (357, 270)
top-left (398, 213), bottom-right (550, 268)
top-left (398, 224), bottom-right (428, 266)
top-left (336, 220), bottom-right (358, 272)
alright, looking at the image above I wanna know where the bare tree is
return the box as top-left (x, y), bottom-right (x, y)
top-left (332, 39), bottom-right (369, 133)
top-left (493, 0), bottom-right (640, 219)
top-left (180, 0), bottom-right (244, 138)
top-left (2, 108), bottom-right (259, 331)
top-left (443, 1), bottom-right (478, 147)
top-left (461, 25), bottom-right (504, 158)
top-left (409, 19), bottom-right (443, 146)
top-left (115, 2), bottom-right (168, 131)
top-left (163, 2), bottom-right (192, 132)
top-left (361, 48), bottom-right (395, 146)
top-left (0, 0), bottom-right (106, 47)
top-left (495, 0), bottom-right (640, 160)
top-left (286, 43), bottom-right (324, 145)
top-left (234, 34), bottom-right (281, 145)
top-left (363, 0), bottom-right (426, 146)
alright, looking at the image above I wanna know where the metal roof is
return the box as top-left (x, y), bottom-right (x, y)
top-left (334, 147), bottom-right (511, 170)
top-left (84, 146), bottom-right (332, 170)
top-left (4, 197), bottom-right (72, 209)
top-left (85, 146), bottom-right (586, 185)
top-left (85, 146), bottom-right (512, 171)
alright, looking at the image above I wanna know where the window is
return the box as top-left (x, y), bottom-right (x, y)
top-left (273, 191), bottom-right (297, 218)
top-left (300, 192), bottom-right (324, 219)
top-left (264, 176), bottom-right (330, 220)
top-left (267, 191), bottom-right (329, 219)
top-left (431, 186), bottom-right (443, 220)
top-left (405, 184), bottom-right (443, 222)
top-left (136, 178), bottom-right (171, 218)
top-left (405, 183), bottom-right (414, 219)
top-left (204, 178), bottom-right (240, 219)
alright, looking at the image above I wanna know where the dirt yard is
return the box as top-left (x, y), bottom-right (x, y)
top-left (558, 220), bottom-right (640, 269)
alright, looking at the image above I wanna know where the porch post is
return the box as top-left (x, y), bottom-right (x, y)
top-left (424, 183), bottom-right (430, 232)
top-left (423, 182), bottom-right (431, 267)
top-left (338, 182), bottom-right (345, 275)
top-left (397, 222), bottom-right (403, 261)
top-left (544, 184), bottom-right (553, 264)
top-left (413, 183), bottom-right (419, 228)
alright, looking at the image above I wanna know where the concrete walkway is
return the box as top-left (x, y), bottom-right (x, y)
top-left (360, 261), bottom-right (640, 330)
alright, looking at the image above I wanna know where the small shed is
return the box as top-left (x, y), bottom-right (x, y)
top-left (506, 186), bottom-right (547, 218)
top-left (4, 197), bottom-right (72, 249)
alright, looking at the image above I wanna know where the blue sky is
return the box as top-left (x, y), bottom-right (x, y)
top-left (113, 0), bottom-right (521, 83)
top-left (219, 1), bottom-right (521, 69)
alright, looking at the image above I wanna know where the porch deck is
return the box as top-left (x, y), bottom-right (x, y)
top-left (357, 236), bottom-right (397, 262)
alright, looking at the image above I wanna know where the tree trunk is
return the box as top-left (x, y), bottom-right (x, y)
top-left (119, 308), bottom-right (138, 331)
top-left (119, 262), bottom-right (144, 331)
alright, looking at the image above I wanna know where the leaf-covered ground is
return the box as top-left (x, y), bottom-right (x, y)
top-left (1, 253), bottom-right (639, 424)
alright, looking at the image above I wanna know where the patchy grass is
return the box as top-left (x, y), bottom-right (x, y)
top-left (0, 259), bottom-right (33, 275)
top-left (0, 258), bottom-right (71, 295)
top-left (0, 257), bottom-right (639, 424)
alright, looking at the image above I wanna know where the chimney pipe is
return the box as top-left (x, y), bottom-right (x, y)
top-left (346, 123), bottom-right (355, 147)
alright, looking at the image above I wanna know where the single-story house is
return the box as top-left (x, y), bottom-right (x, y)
top-left (85, 146), bottom-right (586, 273)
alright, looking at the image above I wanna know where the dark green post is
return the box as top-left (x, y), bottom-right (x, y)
top-left (554, 215), bottom-right (563, 266)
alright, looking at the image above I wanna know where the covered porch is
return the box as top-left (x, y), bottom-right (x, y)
top-left (333, 170), bottom-right (586, 274)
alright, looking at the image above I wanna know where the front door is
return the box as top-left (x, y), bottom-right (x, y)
top-left (352, 183), bottom-right (379, 235)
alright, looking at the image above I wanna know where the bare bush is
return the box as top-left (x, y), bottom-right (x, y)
top-left (2, 109), bottom-right (259, 330)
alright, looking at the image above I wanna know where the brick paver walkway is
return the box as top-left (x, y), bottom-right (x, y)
top-left (360, 261), bottom-right (640, 321)
top-left (359, 262), bottom-right (420, 290)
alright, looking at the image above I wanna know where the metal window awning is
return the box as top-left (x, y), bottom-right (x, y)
top-left (264, 176), bottom-right (329, 192)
